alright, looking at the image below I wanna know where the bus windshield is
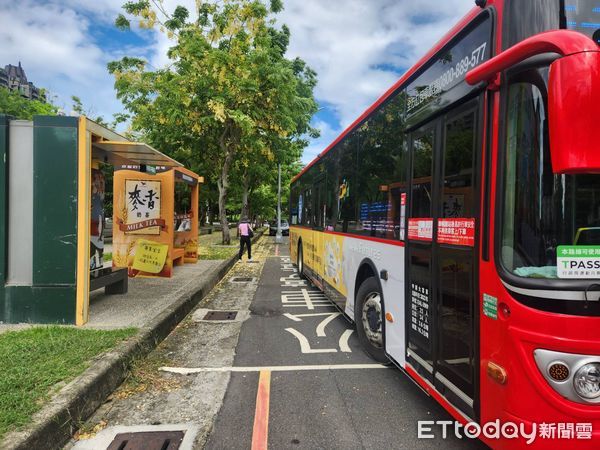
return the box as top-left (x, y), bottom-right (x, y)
top-left (565, 1), bottom-right (600, 42)
top-left (501, 68), bottom-right (600, 279)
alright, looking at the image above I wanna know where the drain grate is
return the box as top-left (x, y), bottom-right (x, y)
top-left (230, 276), bottom-right (255, 282)
top-left (107, 430), bottom-right (185, 450)
top-left (203, 310), bottom-right (238, 321)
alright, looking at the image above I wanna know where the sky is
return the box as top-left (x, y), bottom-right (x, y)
top-left (0, 0), bottom-right (475, 164)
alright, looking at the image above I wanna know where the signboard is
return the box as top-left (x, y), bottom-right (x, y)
top-left (557, 245), bottom-right (600, 279)
top-left (408, 218), bottom-right (433, 241)
top-left (124, 179), bottom-right (162, 235)
top-left (405, 13), bottom-right (492, 125)
top-left (437, 218), bottom-right (475, 246)
top-left (442, 194), bottom-right (465, 218)
top-left (360, 201), bottom-right (391, 233)
top-left (410, 283), bottom-right (430, 340)
top-left (90, 169), bottom-right (105, 270)
top-left (132, 239), bottom-right (169, 274)
top-left (483, 294), bottom-right (498, 320)
top-left (399, 193), bottom-right (406, 241)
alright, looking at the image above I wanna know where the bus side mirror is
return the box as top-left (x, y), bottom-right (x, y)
top-left (466, 30), bottom-right (600, 174)
top-left (548, 51), bottom-right (600, 174)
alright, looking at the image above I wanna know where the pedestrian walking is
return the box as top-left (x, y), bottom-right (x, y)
top-left (238, 216), bottom-right (254, 261)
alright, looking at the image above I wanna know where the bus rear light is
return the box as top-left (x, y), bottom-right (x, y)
top-left (385, 312), bottom-right (394, 323)
top-left (487, 361), bottom-right (507, 385)
top-left (534, 349), bottom-right (600, 404)
top-left (548, 362), bottom-right (570, 382)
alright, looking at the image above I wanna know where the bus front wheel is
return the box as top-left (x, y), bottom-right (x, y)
top-left (297, 243), bottom-right (306, 279)
top-left (355, 276), bottom-right (387, 363)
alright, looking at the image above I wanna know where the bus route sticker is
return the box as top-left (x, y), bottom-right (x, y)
top-left (437, 218), bottom-right (475, 246)
top-left (557, 245), bottom-right (600, 279)
top-left (483, 294), bottom-right (498, 320)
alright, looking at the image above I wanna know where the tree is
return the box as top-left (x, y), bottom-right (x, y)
top-left (0, 88), bottom-right (58, 119)
top-left (109, 0), bottom-right (318, 243)
top-left (71, 95), bottom-right (111, 126)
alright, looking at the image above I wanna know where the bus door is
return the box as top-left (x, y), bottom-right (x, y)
top-left (406, 99), bottom-right (480, 418)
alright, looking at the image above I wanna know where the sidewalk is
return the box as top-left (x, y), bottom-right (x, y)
top-left (86, 259), bottom-right (224, 329)
top-left (0, 230), bottom-right (264, 450)
top-left (67, 236), bottom-right (275, 450)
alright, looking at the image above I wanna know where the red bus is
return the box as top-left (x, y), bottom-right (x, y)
top-left (289, 1), bottom-right (600, 448)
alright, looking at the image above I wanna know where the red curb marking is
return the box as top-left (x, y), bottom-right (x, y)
top-left (251, 370), bottom-right (271, 450)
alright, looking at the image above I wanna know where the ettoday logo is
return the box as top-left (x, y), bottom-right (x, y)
top-left (417, 420), bottom-right (593, 444)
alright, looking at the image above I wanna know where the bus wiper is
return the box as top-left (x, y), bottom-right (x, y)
top-left (583, 283), bottom-right (600, 310)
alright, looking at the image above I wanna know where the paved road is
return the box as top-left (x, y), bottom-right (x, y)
top-left (206, 237), bottom-right (486, 449)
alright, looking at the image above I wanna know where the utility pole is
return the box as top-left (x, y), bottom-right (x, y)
top-left (275, 162), bottom-right (282, 244)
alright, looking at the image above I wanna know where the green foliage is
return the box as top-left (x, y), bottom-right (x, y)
top-left (115, 13), bottom-right (131, 30)
top-left (0, 326), bottom-right (136, 440)
top-left (0, 88), bottom-right (58, 120)
top-left (109, 0), bottom-right (319, 243)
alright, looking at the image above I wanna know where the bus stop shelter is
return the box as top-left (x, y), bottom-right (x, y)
top-left (0, 115), bottom-right (194, 325)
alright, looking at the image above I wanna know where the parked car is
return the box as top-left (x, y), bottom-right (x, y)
top-left (269, 219), bottom-right (289, 236)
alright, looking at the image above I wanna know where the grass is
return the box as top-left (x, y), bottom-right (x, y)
top-left (112, 351), bottom-right (181, 400)
top-left (199, 245), bottom-right (238, 260)
top-left (198, 227), bottom-right (264, 260)
top-left (0, 326), bottom-right (136, 440)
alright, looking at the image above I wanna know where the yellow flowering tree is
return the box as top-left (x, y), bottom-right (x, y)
top-left (109, 0), bottom-right (318, 243)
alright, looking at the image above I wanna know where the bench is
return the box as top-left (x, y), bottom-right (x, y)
top-left (90, 267), bottom-right (128, 294)
top-left (172, 247), bottom-right (185, 266)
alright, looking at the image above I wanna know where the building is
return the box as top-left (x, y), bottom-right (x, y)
top-left (0, 62), bottom-right (43, 101)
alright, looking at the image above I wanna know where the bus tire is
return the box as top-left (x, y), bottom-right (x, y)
top-left (297, 243), bottom-right (306, 279)
top-left (355, 276), bottom-right (387, 363)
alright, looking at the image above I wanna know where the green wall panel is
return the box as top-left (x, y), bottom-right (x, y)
top-left (3, 286), bottom-right (76, 324)
top-left (32, 116), bottom-right (78, 285)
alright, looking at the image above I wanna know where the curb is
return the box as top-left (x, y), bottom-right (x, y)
top-left (1, 230), bottom-right (264, 450)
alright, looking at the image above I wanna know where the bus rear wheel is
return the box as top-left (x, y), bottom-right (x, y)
top-left (297, 243), bottom-right (306, 279)
top-left (355, 276), bottom-right (387, 363)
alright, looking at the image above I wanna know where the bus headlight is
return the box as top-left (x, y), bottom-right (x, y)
top-left (573, 363), bottom-right (600, 400)
top-left (534, 349), bottom-right (600, 404)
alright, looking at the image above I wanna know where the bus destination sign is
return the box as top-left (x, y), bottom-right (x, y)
top-left (405, 13), bottom-right (492, 125)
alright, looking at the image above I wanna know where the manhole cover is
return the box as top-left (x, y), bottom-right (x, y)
top-left (203, 311), bottom-right (238, 321)
top-left (230, 276), bottom-right (255, 282)
top-left (107, 430), bottom-right (184, 450)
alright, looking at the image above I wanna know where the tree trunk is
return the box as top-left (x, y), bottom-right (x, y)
top-left (217, 127), bottom-right (236, 245)
top-left (241, 172), bottom-right (250, 220)
top-left (217, 179), bottom-right (230, 244)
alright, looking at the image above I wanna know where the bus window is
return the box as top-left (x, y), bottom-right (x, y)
top-left (303, 188), bottom-right (312, 227)
top-left (329, 139), bottom-right (357, 234)
top-left (501, 71), bottom-right (600, 279)
top-left (354, 94), bottom-right (407, 240)
top-left (290, 185), bottom-right (299, 225)
top-left (411, 130), bottom-right (434, 220)
top-left (442, 110), bottom-right (476, 219)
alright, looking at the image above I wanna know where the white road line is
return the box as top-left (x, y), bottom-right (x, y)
top-left (302, 288), bottom-right (314, 309)
top-left (159, 363), bottom-right (389, 374)
top-left (315, 313), bottom-right (341, 337)
top-left (285, 327), bottom-right (337, 353)
top-left (282, 312), bottom-right (341, 337)
top-left (338, 329), bottom-right (354, 353)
